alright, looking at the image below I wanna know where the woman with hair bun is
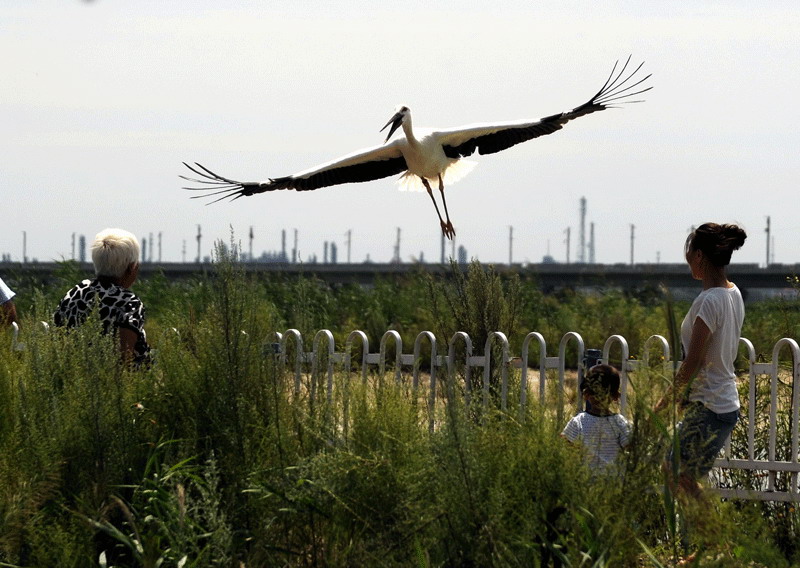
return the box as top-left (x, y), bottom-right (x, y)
top-left (54, 228), bottom-right (151, 365)
top-left (655, 222), bottom-right (747, 499)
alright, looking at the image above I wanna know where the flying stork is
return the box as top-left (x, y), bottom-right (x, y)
top-left (182, 57), bottom-right (651, 240)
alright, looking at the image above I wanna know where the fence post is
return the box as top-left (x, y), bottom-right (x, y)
top-left (447, 332), bottom-right (473, 406)
top-left (602, 335), bottom-right (630, 415)
top-left (379, 330), bottom-right (403, 386)
top-left (772, 338), bottom-right (800, 494)
top-left (520, 332), bottom-right (547, 415)
top-left (10, 322), bottom-right (22, 351)
top-left (643, 334), bottom-right (672, 376)
top-left (345, 330), bottom-right (370, 384)
top-left (341, 330), bottom-right (370, 440)
top-left (412, 331), bottom-right (437, 432)
top-left (738, 338), bottom-right (758, 462)
top-left (279, 329), bottom-right (303, 395)
top-left (312, 330), bottom-right (335, 407)
top-left (483, 332), bottom-right (510, 413)
top-left (558, 332), bottom-right (585, 424)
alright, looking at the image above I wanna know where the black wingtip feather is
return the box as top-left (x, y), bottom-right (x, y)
top-left (181, 162), bottom-right (261, 203)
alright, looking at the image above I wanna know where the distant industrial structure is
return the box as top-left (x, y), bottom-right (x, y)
top-left (0, 212), bottom-right (781, 269)
top-left (0, 216), bottom-right (795, 303)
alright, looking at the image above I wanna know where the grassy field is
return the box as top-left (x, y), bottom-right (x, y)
top-left (1, 254), bottom-right (798, 566)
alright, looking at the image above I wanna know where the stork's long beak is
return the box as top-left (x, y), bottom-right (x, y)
top-left (380, 112), bottom-right (403, 143)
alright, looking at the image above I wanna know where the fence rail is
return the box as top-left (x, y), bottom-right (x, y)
top-left (8, 322), bottom-right (799, 502)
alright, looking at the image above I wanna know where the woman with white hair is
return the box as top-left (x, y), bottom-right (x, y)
top-left (54, 228), bottom-right (150, 364)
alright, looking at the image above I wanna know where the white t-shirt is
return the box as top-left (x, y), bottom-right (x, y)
top-left (562, 412), bottom-right (631, 472)
top-left (681, 284), bottom-right (744, 413)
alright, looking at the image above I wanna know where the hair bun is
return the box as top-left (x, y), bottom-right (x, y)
top-left (722, 224), bottom-right (747, 251)
top-left (688, 222), bottom-right (746, 267)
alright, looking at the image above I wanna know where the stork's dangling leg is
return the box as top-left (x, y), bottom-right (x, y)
top-left (421, 177), bottom-right (454, 240)
top-left (437, 174), bottom-right (456, 239)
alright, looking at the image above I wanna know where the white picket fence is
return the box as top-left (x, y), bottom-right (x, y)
top-left (9, 322), bottom-right (800, 502)
top-left (269, 328), bottom-right (800, 503)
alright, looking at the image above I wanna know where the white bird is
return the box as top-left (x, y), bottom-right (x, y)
top-left (183, 57), bottom-right (651, 240)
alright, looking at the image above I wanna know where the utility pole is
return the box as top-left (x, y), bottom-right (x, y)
top-left (249, 226), bottom-right (254, 261)
top-left (564, 227), bottom-right (570, 264)
top-left (345, 229), bottom-right (352, 263)
top-left (392, 227), bottom-right (401, 263)
top-left (630, 224), bottom-right (635, 266)
top-left (324, 241), bottom-right (329, 264)
top-left (196, 225), bottom-right (202, 263)
top-left (158, 232), bottom-right (162, 263)
top-left (293, 229), bottom-right (298, 264)
top-left (281, 229), bottom-right (287, 262)
top-left (771, 236), bottom-right (775, 265)
top-left (579, 197), bottom-right (586, 263)
top-left (508, 225), bottom-right (513, 265)
top-left (71, 233), bottom-right (76, 260)
top-left (148, 232), bottom-right (153, 263)
top-left (589, 222), bottom-right (595, 264)
top-left (765, 216), bottom-right (771, 268)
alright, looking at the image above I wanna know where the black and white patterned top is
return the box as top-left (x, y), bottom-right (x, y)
top-left (54, 277), bottom-right (151, 363)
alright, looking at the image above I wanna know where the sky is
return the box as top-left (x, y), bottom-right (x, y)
top-left (2, 1), bottom-right (798, 266)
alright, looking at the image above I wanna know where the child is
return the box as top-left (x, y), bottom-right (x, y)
top-left (562, 364), bottom-right (631, 473)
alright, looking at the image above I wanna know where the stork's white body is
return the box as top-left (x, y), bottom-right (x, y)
top-left (397, 120), bottom-right (453, 180)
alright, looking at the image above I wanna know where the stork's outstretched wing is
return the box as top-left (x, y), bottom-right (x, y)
top-left (182, 140), bottom-right (407, 203)
top-left (437, 56), bottom-right (651, 159)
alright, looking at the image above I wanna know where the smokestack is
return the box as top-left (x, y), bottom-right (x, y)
top-left (579, 197), bottom-right (586, 264)
top-left (196, 225), bottom-right (202, 263)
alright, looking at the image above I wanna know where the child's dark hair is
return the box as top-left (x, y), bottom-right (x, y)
top-left (580, 364), bottom-right (621, 399)
top-left (685, 222), bottom-right (747, 267)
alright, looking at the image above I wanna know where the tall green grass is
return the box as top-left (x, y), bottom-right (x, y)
top-left (1, 254), bottom-right (798, 566)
